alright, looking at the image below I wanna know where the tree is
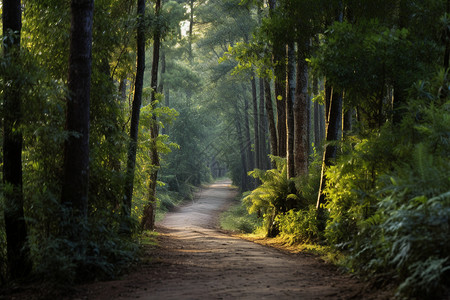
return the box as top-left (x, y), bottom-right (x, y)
top-left (2, 0), bottom-right (32, 280)
top-left (293, 43), bottom-right (309, 177)
top-left (61, 0), bottom-right (95, 235)
top-left (123, 0), bottom-right (146, 228)
top-left (142, 0), bottom-right (162, 230)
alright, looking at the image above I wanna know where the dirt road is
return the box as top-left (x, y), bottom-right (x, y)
top-left (74, 180), bottom-right (390, 299)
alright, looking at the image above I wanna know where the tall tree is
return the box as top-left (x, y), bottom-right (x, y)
top-left (123, 0), bottom-right (146, 226)
top-left (316, 86), bottom-right (342, 215)
top-left (293, 43), bottom-right (309, 177)
top-left (268, 0), bottom-right (287, 158)
top-left (61, 0), bottom-right (95, 231)
top-left (142, 0), bottom-right (162, 230)
top-left (2, 0), bottom-right (32, 280)
top-left (251, 74), bottom-right (261, 170)
top-left (264, 79), bottom-right (278, 164)
top-left (286, 42), bottom-right (296, 178)
top-left (258, 77), bottom-right (269, 169)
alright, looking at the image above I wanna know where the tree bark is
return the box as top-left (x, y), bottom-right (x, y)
top-left (61, 0), bottom-right (94, 227)
top-left (259, 77), bottom-right (269, 170)
top-left (264, 79), bottom-right (278, 168)
top-left (123, 0), bottom-right (146, 226)
top-left (275, 66), bottom-right (287, 158)
top-left (142, 0), bottom-right (162, 231)
top-left (2, 0), bottom-right (32, 280)
top-left (235, 103), bottom-right (249, 191)
top-left (251, 75), bottom-right (261, 170)
top-left (243, 92), bottom-right (255, 187)
top-left (286, 43), bottom-right (296, 178)
top-left (294, 44), bottom-right (309, 177)
top-left (316, 85), bottom-right (342, 215)
top-left (160, 50), bottom-right (170, 135)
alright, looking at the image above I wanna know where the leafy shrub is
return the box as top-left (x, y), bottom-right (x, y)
top-left (276, 205), bottom-right (322, 244)
top-left (323, 135), bottom-right (392, 248)
top-left (345, 82), bottom-right (450, 297)
top-left (243, 156), bottom-right (298, 237)
top-left (31, 210), bottom-right (138, 285)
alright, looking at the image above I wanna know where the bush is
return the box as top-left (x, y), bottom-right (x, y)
top-left (243, 156), bottom-right (298, 237)
top-left (342, 82), bottom-right (450, 298)
top-left (276, 206), bottom-right (322, 244)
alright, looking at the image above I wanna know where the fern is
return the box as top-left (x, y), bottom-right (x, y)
top-left (244, 156), bottom-right (298, 236)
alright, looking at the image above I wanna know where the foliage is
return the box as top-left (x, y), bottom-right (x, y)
top-left (323, 134), bottom-right (392, 248)
top-left (275, 206), bottom-right (322, 244)
top-left (220, 200), bottom-right (261, 233)
top-left (321, 73), bottom-right (450, 297)
top-left (244, 156), bottom-right (298, 236)
top-left (275, 151), bottom-right (324, 244)
top-left (30, 210), bottom-right (138, 285)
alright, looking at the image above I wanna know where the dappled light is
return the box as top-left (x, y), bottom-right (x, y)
top-left (0, 0), bottom-right (448, 299)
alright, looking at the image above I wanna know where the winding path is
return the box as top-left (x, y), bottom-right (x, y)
top-left (75, 180), bottom-right (388, 299)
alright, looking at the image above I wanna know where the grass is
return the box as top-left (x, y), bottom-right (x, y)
top-left (220, 200), bottom-right (262, 233)
top-left (219, 199), bottom-right (345, 266)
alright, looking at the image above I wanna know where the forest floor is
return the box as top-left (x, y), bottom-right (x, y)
top-left (5, 180), bottom-right (393, 299)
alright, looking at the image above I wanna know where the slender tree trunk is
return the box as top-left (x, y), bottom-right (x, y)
top-left (142, 0), bottom-right (162, 231)
top-left (61, 0), bottom-right (94, 230)
top-left (251, 75), bottom-right (261, 170)
top-left (243, 93), bottom-right (255, 184)
top-left (316, 85), bottom-right (342, 219)
top-left (343, 107), bottom-right (352, 137)
top-left (234, 101), bottom-right (249, 191)
top-left (123, 0), bottom-right (145, 226)
top-left (259, 77), bottom-right (268, 170)
top-left (294, 44), bottom-right (309, 177)
top-left (313, 101), bottom-right (321, 148)
top-left (2, 0), bottom-right (32, 280)
top-left (275, 69), bottom-right (286, 158)
top-left (286, 43), bottom-right (296, 178)
top-left (264, 79), bottom-right (278, 168)
top-left (442, 0), bottom-right (450, 100)
top-left (160, 50), bottom-right (169, 135)
top-left (119, 77), bottom-right (127, 102)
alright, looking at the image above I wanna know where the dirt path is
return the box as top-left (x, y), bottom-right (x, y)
top-left (72, 180), bottom-right (390, 299)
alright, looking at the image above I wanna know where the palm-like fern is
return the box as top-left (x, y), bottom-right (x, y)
top-left (243, 156), bottom-right (298, 236)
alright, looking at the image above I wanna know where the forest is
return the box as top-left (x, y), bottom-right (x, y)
top-left (1, 0), bottom-right (449, 298)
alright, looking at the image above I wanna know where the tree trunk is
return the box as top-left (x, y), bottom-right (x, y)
top-left (294, 44), bottom-right (309, 177)
top-left (123, 0), bottom-right (146, 227)
top-left (243, 92), bottom-right (255, 187)
top-left (343, 107), bottom-right (352, 137)
top-left (442, 0), bottom-right (450, 100)
top-left (316, 85), bottom-right (342, 217)
top-left (275, 67), bottom-right (287, 158)
top-left (160, 50), bottom-right (170, 135)
top-left (259, 77), bottom-right (269, 170)
top-left (286, 43), bottom-right (296, 178)
top-left (264, 79), bottom-right (278, 168)
top-left (251, 75), bottom-right (261, 170)
top-left (142, 0), bottom-right (162, 231)
top-left (234, 102), bottom-right (248, 191)
top-left (268, 0), bottom-right (286, 158)
top-left (61, 0), bottom-right (94, 232)
top-left (2, 0), bottom-right (32, 280)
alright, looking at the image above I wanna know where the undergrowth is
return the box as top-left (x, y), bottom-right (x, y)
top-left (220, 199), bottom-right (262, 233)
top-left (240, 74), bottom-right (450, 298)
